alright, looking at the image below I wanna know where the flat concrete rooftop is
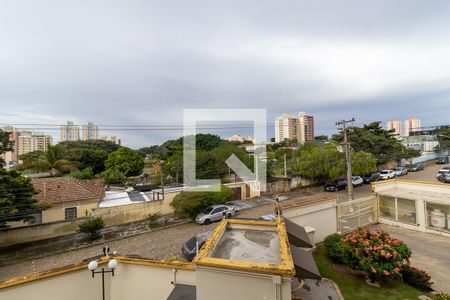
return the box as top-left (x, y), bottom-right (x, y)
top-left (211, 229), bottom-right (280, 263)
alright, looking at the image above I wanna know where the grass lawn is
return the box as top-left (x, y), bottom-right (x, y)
top-left (313, 245), bottom-right (434, 300)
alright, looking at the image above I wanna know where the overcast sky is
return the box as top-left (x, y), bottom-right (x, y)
top-left (1, 0), bottom-right (450, 148)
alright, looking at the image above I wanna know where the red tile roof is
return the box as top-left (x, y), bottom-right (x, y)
top-left (32, 177), bottom-right (105, 205)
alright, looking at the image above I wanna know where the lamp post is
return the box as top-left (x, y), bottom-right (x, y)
top-left (88, 258), bottom-right (118, 300)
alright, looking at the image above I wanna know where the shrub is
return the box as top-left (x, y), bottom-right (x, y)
top-left (79, 217), bottom-right (105, 240)
top-left (100, 168), bottom-right (126, 184)
top-left (436, 293), bottom-right (450, 300)
top-left (170, 186), bottom-right (233, 218)
top-left (147, 212), bottom-right (162, 229)
top-left (401, 265), bottom-right (433, 291)
top-left (324, 233), bottom-right (344, 262)
top-left (68, 167), bottom-right (94, 179)
top-left (340, 228), bottom-right (411, 284)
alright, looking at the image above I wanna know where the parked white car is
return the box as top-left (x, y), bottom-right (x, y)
top-left (351, 176), bottom-right (364, 186)
top-left (379, 170), bottom-right (396, 180)
top-left (195, 204), bottom-right (236, 225)
top-left (394, 167), bottom-right (408, 176)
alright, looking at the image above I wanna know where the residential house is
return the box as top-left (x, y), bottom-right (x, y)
top-left (31, 177), bottom-right (105, 224)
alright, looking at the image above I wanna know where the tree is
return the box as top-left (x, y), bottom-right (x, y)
top-left (105, 147), bottom-right (144, 176)
top-left (78, 217), bottom-right (105, 240)
top-left (68, 167), bottom-right (94, 180)
top-left (0, 130), bottom-right (14, 164)
top-left (170, 186), bottom-right (233, 218)
top-left (100, 168), bottom-right (126, 184)
top-left (209, 142), bottom-right (253, 177)
top-left (32, 145), bottom-right (76, 176)
top-left (294, 143), bottom-right (376, 181)
top-left (436, 127), bottom-right (450, 151)
top-left (351, 151), bottom-right (377, 175)
top-left (0, 168), bottom-right (45, 228)
top-left (333, 122), bottom-right (420, 165)
top-left (57, 140), bottom-right (120, 153)
top-left (295, 143), bottom-right (345, 181)
top-left (138, 145), bottom-right (163, 158)
top-left (64, 149), bottom-right (109, 174)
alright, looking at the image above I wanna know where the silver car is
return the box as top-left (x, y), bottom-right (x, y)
top-left (394, 167), bottom-right (408, 176)
top-left (195, 204), bottom-right (235, 225)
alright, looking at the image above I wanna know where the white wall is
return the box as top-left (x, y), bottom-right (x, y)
top-left (283, 200), bottom-right (337, 243)
top-left (0, 269), bottom-right (102, 300)
top-left (196, 266), bottom-right (291, 300)
top-left (111, 264), bottom-right (195, 300)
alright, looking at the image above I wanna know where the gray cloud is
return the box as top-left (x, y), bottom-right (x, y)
top-left (1, 0), bottom-right (450, 147)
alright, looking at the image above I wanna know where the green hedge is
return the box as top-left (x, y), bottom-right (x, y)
top-left (170, 186), bottom-right (233, 219)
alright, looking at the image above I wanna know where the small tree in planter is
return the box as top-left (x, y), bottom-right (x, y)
top-left (340, 228), bottom-right (411, 285)
top-left (79, 217), bottom-right (105, 240)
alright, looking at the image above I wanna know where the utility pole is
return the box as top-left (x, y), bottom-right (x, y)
top-left (159, 161), bottom-right (164, 198)
top-left (336, 118), bottom-right (355, 201)
top-left (283, 153), bottom-right (287, 178)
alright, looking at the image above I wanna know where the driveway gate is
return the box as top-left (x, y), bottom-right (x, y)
top-left (337, 196), bottom-right (377, 233)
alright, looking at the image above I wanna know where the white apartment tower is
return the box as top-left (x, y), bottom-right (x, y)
top-left (60, 121), bottom-right (80, 142)
top-left (403, 116), bottom-right (421, 136)
top-left (82, 122), bottom-right (99, 140)
top-left (386, 118), bottom-right (402, 136)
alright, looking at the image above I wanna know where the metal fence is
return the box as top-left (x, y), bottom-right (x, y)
top-left (337, 196), bottom-right (377, 233)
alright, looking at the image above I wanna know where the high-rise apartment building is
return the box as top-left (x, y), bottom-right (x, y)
top-left (403, 116), bottom-right (421, 136)
top-left (1, 126), bottom-right (53, 163)
top-left (274, 112), bottom-right (314, 144)
top-left (60, 121), bottom-right (80, 142)
top-left (298, 112), bottom-right (315, 144)
top-left (100, 135), bottom-right (121, 145)
top-left (1, 126), bottom-right (20, 163)
top-left (386, 118), bottom-right (402, 136)
top-left (82, 122), bottom-right (99, 140)
top-left (17, 131), bottom-right (52, 157)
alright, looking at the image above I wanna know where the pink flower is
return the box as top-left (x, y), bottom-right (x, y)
top-left (393, 267), bottom-right (400, 274)
top-left (383, 270), bottom-right (390, 276)
top-left (371, 267), bottom-right (377, 273)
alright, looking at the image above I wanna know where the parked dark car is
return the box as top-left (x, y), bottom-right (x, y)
top-left (437, 156), bottom-right (450, 164)
top-left (324, 179), bottom-right (347, 192)
top-left (407, 164), bottom-right (424, 172)
top-left (181, 231), bottom-right (212, 261)
top-left (362, 172), bottom-right (380, 184)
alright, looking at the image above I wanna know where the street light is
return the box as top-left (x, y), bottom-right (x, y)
top-left (88, 258), bottom-right (118, 300)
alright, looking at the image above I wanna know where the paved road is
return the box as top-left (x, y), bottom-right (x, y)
top-left (402, 161), bottom-right (450, 182)
top-left (374, 224), bottom-right (450, 293)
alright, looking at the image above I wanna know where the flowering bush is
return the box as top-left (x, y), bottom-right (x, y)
top-left (401, 265), bottom-right (433, 291)
top-left (340, 228), bottom-right (411, 284)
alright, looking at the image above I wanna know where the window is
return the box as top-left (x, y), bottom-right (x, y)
top-left (65, 207), bottom-right (77, 220)
top-left (397, 198), bottom-right (416, 224)
top-left (379, 196), bottom-right (417, 225)
top-left (425, 202), bottom-right (450, 232)
top-left (379, 196), bottom-right (395, 219)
